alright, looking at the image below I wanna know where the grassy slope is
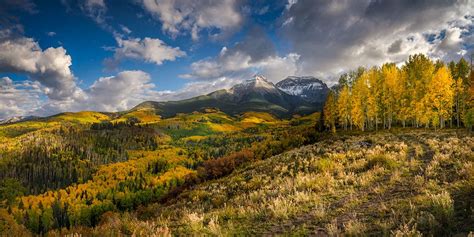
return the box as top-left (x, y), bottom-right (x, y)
top-left (83, 129), bottom-right (474, 236)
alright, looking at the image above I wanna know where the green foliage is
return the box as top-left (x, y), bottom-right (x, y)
top-left (0, 178), bottom-right (26, 206)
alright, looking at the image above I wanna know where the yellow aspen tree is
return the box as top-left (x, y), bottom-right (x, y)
top-left (367, 67), bottom-right (380, 130)
top-left (381, 64), bottom-right (402, 129)
top-left (323, 91), bottom-right (337, 133)
top-left (351, 73), bottom-right (369, 131)
top-left (397, 70), bottom-right (410, 127)
top-left (424, 65), bottom-right (455, 128)
top-left (403, 54), bottom-right (434, 127)
top-left (337, 85), bottom-right (351, 130)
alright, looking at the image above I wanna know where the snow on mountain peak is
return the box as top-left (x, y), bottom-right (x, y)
top-left (229, 75), bottom-right (277, 94)
top-left (252, 75), bottom-right (274, 89)
top-left (275, 76), bottom-right (329, 103)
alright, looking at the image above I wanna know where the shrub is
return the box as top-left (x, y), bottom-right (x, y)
top-left (198, 150), bottom-right (254, 179)
top-left (344, 219), bottom-right (366, 236)
top-left (364, 154), bottom-right (398, 171)
top-left (418, 191), bottom-right (454, 235)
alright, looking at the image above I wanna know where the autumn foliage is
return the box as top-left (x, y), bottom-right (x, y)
top-left (324, 54), bottom-right (473, 131)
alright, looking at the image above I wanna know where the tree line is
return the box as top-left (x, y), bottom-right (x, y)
top-left (323, 54), bottom-right (473, 132)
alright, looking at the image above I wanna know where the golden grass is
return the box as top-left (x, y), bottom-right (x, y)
top-left (207, 123), bottom-right (240, 132)
top-left (52, 111), bottom-right (110, 123)
top-left (114, 109), bottom-right (161, 124)
top-left (240, 112), bottom-right (278, 123)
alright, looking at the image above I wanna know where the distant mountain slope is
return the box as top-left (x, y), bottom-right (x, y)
top-left (276, 76), bottom-right (329, 104)
top-left (133, 76), bottom-right (323, 118)
top-left (0, 116), bottom-right (40, 125)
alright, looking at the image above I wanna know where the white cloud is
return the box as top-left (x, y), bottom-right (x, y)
top-left (0, 34), bottom-right (79, 100)
top-left (106, 36), bottom-right (186, 68)
top-left (0, 77), bottom-right (43, 119)
top-left (139, 0), bottom-right (242, 40)
top-left (85, 70), bottom-right (156, 111)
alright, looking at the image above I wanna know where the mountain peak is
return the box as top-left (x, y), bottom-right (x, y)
top-left (229, 75), bottom-right (277, 94)
top-left (253, 74), bottom-right (267, 82)
top-left (276, 76), bottom-right (329, 103)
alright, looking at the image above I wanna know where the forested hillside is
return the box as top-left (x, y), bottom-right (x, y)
top-left (0, 110), bottom-right (319, 235)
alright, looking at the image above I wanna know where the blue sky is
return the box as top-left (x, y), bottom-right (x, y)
top-left (14, 0), bottom-right (278, 90)
top-left (0, 0), bottom-right (472, 119)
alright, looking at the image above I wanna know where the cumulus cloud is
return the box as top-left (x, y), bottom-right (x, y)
top-left (105, 36), bottom-right (186, 69)
top-left (139, 0), bottom-right (242, 40)
top-left (281, 0), bottom-right (474, 81)
top-left (85, 70), bottom-right (156, 111)
top-left (0, 33), bottom-right (79, 100)
top-left (181, 27), bottom-right (300, 83)
top-left (0, 77), bottom-right (43, 119)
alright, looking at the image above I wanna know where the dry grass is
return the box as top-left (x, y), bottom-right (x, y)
top-left (41, 129), bottom-right (474, 236)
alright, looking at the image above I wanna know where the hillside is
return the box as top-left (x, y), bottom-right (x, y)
top-left (57, 129), bottom-right (474, 236)
top-left (0, 109), bottom-right (320, 236)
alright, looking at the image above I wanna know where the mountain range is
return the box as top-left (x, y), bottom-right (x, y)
top-left (133, 75), bottom-right (329, 118)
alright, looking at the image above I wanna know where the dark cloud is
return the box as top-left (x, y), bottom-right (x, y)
top-left (227, 27), bottom-right (276, 63)
top-left (388, 39), bottom-right (403, 54)
top-left (181, 26), bottom-right (299, 82)
top-left (281, 0), bottom-right (472, 80)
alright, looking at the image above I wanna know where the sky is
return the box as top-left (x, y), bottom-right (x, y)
top-left (0, 0), bottom-right (473, 119)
